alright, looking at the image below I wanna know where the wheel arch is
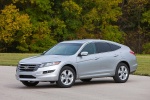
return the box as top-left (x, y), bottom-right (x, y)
top-left (118, 61), bottom-right (130, 72)
top-left (62, 64), bottom-right (77, 78)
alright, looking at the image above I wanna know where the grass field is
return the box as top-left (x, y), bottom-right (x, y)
top-left (0, 53), bottom-right (38, 66)
top-left (134, 54), bottom-right (150, 76)
top-left (0, 53), bottom-right (150, 76)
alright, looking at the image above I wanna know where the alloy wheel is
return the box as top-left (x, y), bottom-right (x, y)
top-left (118, 66), bottom-right (128, 80)
top-left (60, 70), bottom-right (74, 85)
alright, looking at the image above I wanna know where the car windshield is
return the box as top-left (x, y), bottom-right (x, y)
top-left (44, 43), bottom-right (83, 55)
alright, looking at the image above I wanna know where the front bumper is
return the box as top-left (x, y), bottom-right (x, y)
top-left (16, 65), bottom-right (61, 82)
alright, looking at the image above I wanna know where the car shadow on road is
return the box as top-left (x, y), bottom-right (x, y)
top-left (14, 78), bottom-right (115, 89)
top-left (74, 79), bottom-right (115, 87)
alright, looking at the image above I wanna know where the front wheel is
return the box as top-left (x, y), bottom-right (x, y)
top-left (21, 81), bottom-right (39, 87)
top-left (56, 66), bottom-right (75, 88)
top-left (113, 63), bottom-right (129, 83)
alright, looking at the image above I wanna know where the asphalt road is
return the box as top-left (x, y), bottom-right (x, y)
top-left (0, 66), bottom-right (150, 100)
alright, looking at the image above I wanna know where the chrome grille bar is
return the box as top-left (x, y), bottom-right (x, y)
top-left (19, 64), bottom-right (40, 72)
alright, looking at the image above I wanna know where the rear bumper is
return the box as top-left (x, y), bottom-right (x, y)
top-left (130, 63), bottom-right (138, 74)
top-left (130, 70), bottom-right (136, 74)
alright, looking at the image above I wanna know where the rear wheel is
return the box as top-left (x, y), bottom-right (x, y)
top-left (21, 81), bottom-right (39, 87)
top-left (80, 78), bottom-right (92, 82)
top-left (113, 63), bottom-right (129, 83)
top-left (56, 66), bottom-right (75, 88)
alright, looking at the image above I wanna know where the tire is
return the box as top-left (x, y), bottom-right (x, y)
top-left (56, 66), bottom-right (75, 88)
top-left (80, 78), bottom-right (92, 82)
top-left (21, 81), bottom-right (39, 87)
top-left (113, 63), bottom-right (129, 83)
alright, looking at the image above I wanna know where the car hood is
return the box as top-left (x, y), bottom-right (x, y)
top-left (19, 55), bottom-right (71, 64)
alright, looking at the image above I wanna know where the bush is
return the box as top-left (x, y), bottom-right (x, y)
top-left (143, 43), bottom-right (150, 54)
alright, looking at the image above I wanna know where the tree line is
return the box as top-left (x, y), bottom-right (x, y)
top-left (0, 0), bottom-right (150, 53)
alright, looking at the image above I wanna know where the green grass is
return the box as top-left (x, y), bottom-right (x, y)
top-left (0, 53), bottom-right (38, 66)
top-left (0, 53), bottom-right (150, 76)
top-left (134, 54), bottom-right (150, 76)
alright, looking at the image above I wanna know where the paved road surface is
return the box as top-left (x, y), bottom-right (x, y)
top-left (0, 66), bottom-right (150, 100)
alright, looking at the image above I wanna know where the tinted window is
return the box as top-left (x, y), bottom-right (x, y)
top-left (95, 42), bottom-right (111, 53)
top-left (81, 43), bottom-right (96, 54)
top-left (109, 43), bottom-right (121, 51)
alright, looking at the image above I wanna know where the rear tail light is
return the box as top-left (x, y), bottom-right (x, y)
top-left (130, 50), bottom-right (135, 55)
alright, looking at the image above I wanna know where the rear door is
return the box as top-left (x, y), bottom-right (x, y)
top-left (94, 42), bottom-right (120, 75)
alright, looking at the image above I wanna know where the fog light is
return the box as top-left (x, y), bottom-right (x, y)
top-left (43, 70), bottom-right (55, 74)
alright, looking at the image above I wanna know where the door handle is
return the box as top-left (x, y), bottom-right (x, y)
top-left (114, 54), bottom-right (118, 57)
top-left (95, 57), bottom-right (99, 60)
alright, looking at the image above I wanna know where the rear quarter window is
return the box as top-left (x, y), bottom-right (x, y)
top-left (109, 43), bottom-right (121, 51)
top-left (95, 42), bottom-right (111, 53)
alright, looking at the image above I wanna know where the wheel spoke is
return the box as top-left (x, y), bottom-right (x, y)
top-left (121, 66), bottom-right (124, 71)
top-left (122, 74), bottom-right (125, 79)
top-left (62, 70), bottom-right (67, 76)
top-left (68, 71), bottom-right (72, 76)
top-left (68, 76), bottom-right (73, 81)
top-left (119, 73), bottom-right (123, 79)
top-left (123, 74), bottom-right (127, 80)
top-left (118, 69), bottom-right (122, 74)
top-left (61, 75), bottom-right (65, 81)
top-left (124, 69), bottom-right (128, 74)
top-left (65, 78), bottom-right (69, 84)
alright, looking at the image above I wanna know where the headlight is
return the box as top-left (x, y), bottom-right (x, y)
top-left (17, 64), bottom-right (21, 67)
top-left (16, 64), bottom-right (20, 72)
top-left (40, 61), bottom-right (61, 68)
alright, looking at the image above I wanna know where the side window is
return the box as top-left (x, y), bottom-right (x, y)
top-left (81, 43), bottom-right (96, 54)
top-left (109, 43), bottom-right (121, 51)
top-left (95, 42), bottom-right (111, 53)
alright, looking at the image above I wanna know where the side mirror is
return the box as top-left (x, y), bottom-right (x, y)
top-left (41, 51), bottom-right (46, 55)
top-left (79, 51), bottom-right (88, 56)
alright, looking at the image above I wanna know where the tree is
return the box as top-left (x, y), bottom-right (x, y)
top-left (61, 0), bottom-right (82, 40)
top-left (29, 21), bottom-right (56, 52)
top-left (120, 0), bottom-right (149, 53)
top-left (0, 0), bottom-right (150, 53)
top-left (76, 0), bottom-right (124, 42)
top-left (0, 4), bottom-right (32, 52)
top-left (141, 0), bottom-right (150, 53)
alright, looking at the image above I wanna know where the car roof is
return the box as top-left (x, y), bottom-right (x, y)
top-left (61, 39), bottom-right (125, 47)
top-left (61, 39), bottom-right (99, 44)
top-left (62, 39), bottom-right (115, 44)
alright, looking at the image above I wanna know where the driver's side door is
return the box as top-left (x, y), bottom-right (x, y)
top-left (76, 43), bottom-right (100, 78)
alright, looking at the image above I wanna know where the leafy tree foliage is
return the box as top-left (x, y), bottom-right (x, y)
top-left (0, 4), bottom-right (32, 52)
top-left (119, 0), bottom-right (150, 53)
top-left (29, 21), bottom-right (56, 52)
top-left (0, 0), bottom-right (150, 53)
top-left (141, 0), bottom-right (150, 53)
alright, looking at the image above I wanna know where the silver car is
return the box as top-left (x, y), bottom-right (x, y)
top-left (16, 39), bottom-right (137, 88)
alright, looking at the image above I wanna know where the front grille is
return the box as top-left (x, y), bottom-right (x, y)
top-left (19, 64), bottom-right (40, 72)
top-left (19, 75), bottom-right (36, 79)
